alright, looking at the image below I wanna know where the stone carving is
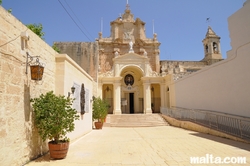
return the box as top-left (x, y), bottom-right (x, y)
top-left (115, 51), bottom-right (119, 57)
top-left (150, 71), bottom-right (159, 77)
top-left (105, 62), bottom-right (111, 71)
top-left (101, 70), bottom-right (114, 77)
top-left (153, 33), bottom-right (157, 41)
top-left (80, 83), bottom-right (85, 115)
top-left (124, 31), bottom-right (131, 39)
top-left (114, 48), bottom-right (120, 57)
top-left (99, 32), bottom-right (102, 39)
top-left (123, 28), bottom-right (134, 40)
top-left (99, 54), bottom-right (111, 73)
top-left (143, 50), bottom-right (147, 57)
top-left (129, 40), bottom-right (133, 49)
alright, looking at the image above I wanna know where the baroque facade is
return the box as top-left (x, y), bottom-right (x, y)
top-left (55, 4), bottom-right (223, 114)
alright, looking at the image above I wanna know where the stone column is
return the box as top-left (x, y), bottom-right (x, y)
top-left (113, 81), bottom-right (122, 114)
top-left (143, 81), bottom-right (152, 114)
top-left (114, 64), bottom-right (119, 77)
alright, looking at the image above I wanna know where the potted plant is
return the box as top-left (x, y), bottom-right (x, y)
top-left (92, 96), bottom-right (109, 129)
top-left (30, 91), bottom-right (79, 159)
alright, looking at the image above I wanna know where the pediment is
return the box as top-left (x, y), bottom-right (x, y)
top-left (113, 53), bottom-right (148, 63)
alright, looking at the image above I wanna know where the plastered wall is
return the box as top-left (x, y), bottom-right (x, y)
top-left (172, 2), bottom-right (250, 118)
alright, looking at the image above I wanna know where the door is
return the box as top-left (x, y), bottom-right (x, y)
top-left (129, 93), bottom-right (134, 114)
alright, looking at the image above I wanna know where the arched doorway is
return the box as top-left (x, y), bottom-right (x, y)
top-left (120, 66), bottom-right (144, 114)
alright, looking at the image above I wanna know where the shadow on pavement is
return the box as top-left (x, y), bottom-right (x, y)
top-left (190, 132), bottom-right (250, 151)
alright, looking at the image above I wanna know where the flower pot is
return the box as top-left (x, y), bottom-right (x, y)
top-left (94, 121), bottom-right (103, 129)
top-left (48, 141), bottom-right (69, 159)
top-left (30, 65), bottom-right (44, 80)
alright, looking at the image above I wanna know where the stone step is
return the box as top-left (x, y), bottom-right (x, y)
top-left (104, 114), bottom-right (169, 127)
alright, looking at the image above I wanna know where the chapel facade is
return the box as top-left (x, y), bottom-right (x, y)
top-left (55, 3), bottom-right (223, 114)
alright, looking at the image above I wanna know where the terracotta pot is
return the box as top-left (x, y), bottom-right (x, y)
top-left (94, 121), bottom-right (103, 129)
top-left (48, 141), bottom-right (69, 159)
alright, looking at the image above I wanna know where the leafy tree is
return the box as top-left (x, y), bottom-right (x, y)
top-left (52, 43), bottom-right (60, 53)
top-left (26, 23), bottom-right (45, 40)
top-left (30, 91), bottom-right (79, 143)
top-left (92, 97), bottom-right (109, 122)
top-left (1, 1), bottom-right (12, 13)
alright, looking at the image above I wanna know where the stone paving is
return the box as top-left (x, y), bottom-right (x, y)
top-left (25, 126), bottom-right (250, 166)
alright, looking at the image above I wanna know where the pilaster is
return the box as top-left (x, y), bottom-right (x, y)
top-left (113, 78), bottom-right (122, 114)
top-left (160, 83), bottom-right (166, 108)
top-left (143, 81), bottom-right (152, 114)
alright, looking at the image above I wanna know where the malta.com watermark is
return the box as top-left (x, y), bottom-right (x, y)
top-left (190, 154), bottom-right (247, 164)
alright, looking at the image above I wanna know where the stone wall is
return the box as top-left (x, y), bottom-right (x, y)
top-left (54, 42), bottom-right (99, 82)
top-left (0, 6), bottom-right (95, 166)
top-left (160, 60), bottom-right (207, 80)
top-left (0, 6), bottom-right (56, 166)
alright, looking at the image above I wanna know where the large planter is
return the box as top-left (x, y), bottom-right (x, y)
top-left (94, 122), bottom-right (103, 129)
top-left (48, 141), bottom-right (69, 159)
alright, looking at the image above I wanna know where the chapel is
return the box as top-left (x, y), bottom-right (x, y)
top-left (55, 3), bottom-right (223, 114)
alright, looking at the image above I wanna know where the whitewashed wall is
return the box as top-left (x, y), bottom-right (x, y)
top-left (55, 54), bottom-right (93, 141)
top-left (172, 2), bottom-right (250, 117)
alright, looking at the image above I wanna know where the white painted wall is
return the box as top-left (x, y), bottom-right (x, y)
top-left (55, 54), bottom-right (93, 141)
top-left (173, 2), bottom-right (250, 118)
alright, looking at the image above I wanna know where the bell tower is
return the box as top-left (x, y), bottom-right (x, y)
top-left (202, 26), bottom-right (223, 64)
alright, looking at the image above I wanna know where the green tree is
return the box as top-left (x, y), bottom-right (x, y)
top-left (26, 23), bottom-right (45, 40)
top-left (0, 0), bottom-right (2, 5)
top-left (7, 8), bottom-right (12, 13)
top-left (92, 97), bottom-right (109, 122)
top-left (52, 43), bottom-right (60, 53)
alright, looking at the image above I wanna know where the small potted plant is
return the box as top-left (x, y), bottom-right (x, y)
top-left (30, 91), bottom-right (79, 159)
top-left (92, 96), bottom-right (109, 129)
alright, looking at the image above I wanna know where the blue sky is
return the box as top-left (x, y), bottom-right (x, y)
top-left (2, 0), bottom-right (244, 60)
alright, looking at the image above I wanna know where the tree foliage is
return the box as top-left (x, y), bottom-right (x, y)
top-left (30, 91), bottom-right (79, 143)
top-left (92, 97), bottom-right (109, 122)
top-left (52, 43), bottom-right (60, 53)
top-left (26, 23), bottom-right (45, 40)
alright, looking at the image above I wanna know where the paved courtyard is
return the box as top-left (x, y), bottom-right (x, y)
top-left (25, 126), bottom-right (250, 166)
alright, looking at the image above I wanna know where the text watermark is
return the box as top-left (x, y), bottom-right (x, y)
top-left (190, 154), bottom-right (246, 164)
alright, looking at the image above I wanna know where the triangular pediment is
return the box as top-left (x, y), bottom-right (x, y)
top-left (114, 53), bottom-right (148, 62)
